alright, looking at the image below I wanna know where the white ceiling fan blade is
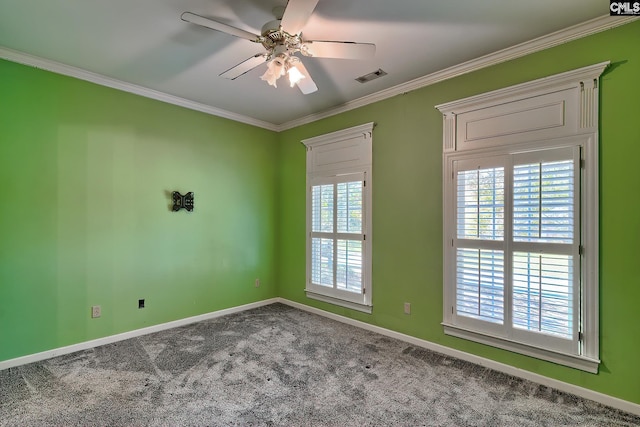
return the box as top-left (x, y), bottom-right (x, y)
top-left (304, 41), bottom-right (376, 60)
top-left (292, 61), bottom-right (318, 94)
top-left (181, 12), bottom-right (260, 42)
top-left (219, 54), bottom-right (267, 80)
top-left (281, 0), bottom-right (320, 35)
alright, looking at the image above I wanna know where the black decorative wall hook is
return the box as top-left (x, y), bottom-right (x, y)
top-left (172, 191), bottom-right (194, 212)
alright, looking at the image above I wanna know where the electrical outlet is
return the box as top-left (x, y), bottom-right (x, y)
top-left (91, 305), bottom-right (101, 318)
top-left (404, 302), bottom-right (411, 315)
top-left (255, 278), bottom-right (260, 288)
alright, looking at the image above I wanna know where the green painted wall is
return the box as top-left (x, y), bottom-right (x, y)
top-left (1, 19), bottom-right (639, 406)
top-left (276, 21), bottom-right (640, 404)
top-left (0, 59), bottom-right (278, 362)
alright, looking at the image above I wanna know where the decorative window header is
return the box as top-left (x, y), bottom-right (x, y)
top-left (436, 62), bottom-right (609, 153)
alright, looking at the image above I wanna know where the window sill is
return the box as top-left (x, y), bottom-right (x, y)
top-left (442, 323), bottom-right (600, 373)
top-left (306, 291), bottom-right (372, 314)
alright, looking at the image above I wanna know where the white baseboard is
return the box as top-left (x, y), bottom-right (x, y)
top-left (2, 296), bottom-right (638, 417)
top-left (0, 298), bottom-right (279, 371)
top-left (276, 298), bottom-right (640, 417)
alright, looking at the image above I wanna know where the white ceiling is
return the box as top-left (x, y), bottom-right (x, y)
top-left (0, 1), bottom-right (611, 126)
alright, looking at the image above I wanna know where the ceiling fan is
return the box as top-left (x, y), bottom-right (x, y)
top-left (181, 0), bottom-right (376, 94)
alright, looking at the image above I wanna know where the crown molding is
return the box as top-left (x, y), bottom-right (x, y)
top-left (2, 15), bottom-right (637, 133)
top-left (276, 15), bottom-right (638, 132)
top-left (0, 47), bottom-right (279, 132)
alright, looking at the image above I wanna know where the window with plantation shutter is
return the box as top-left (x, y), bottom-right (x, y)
top-left (310, 176), bottom-right (364, 293)
top-left (303, 123), bottom-right (373, 313)
top-left (511, 156), bottom-right (578, 343)
top-left (437, 63), bottom-right (606, 373)
top-left (451, 149), bottom-right (581, 356)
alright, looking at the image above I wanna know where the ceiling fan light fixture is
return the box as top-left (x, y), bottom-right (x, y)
top-left (261, 54), bottom-right (287, 87)
top-left (260, 49), bottom-right (306, 89)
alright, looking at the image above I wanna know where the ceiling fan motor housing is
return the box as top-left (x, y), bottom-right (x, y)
top-left (261, 20), bottom-right (305, 58)
top-left (262, 20), bottom-right (283, 40)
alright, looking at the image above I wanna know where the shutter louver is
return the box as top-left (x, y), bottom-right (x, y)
top-left (311, 238), bottom-right (333, 287)
top-left (513, 252), bottom-right (573, 338)
top-left (513, 160), bottom-right (573, 244)
top-left (337, 239), bottom-right (362, 292)
top-left (457, 168), bottom-right (504, 240)
top-left (312, 184), bottom-right (334, 233)
top-left (456, 248), bottom-right (504, 323)
top-left (337, 181), bottom-right (363, 233)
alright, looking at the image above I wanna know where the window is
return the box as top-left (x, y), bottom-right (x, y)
top-left (437, 63), bottom-right (608, 372)
top-left (302, 123), bottom-right (373, 313)
top-left (311, 175), bottom-right (365, 292)
top-left (452, 148), bottom-right (580, 356)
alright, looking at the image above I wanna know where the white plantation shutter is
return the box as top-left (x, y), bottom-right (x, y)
top-left (512, 252), bottom-right (573, 338)
top-left (513, 160), bottom-right (574, 244)
top-left (337, 181), bottom-right (363, 234)
top-left (457, 167), bottom-right (505, 241)
top-left (311, 184), bottom-right (335, 287)
top-left (456, 248), bottom-right (504, 324)
top-left (337, 180), bottom-right (363, 292)
top-left (509, 149), bottom-right (580, 350)
top-left (311, 237), bottom-right (333, 286)
top-left (455, 165), bottom-right (506, 327)
top-left (303, 123), bottom-right (373, 312)
top-left (336, 239), bottom-right (362, 291)
top-left (451, 148), bottom-right (580, 355)
top-left (311, 184), bottom-right (334, 233)
top-left (310, 175), bottom-right (365, 294)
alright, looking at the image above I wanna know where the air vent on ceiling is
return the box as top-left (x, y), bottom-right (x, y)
top-left (355, 69), bottom-right (387, 83)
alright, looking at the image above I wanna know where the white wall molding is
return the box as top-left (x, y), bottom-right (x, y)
top-left (277, 15), bottom-right (637, 131)
top-left (434, 61), bottom-right (608, 117)
top-left (0, 47), bottom-right (279, 132)
top-left (2, 296), bottom-right (639, 416)
top-left (301, 122), bottom-right (374, 147)
top-left (277, 298), bottom-right (640, 417)
top-left (2, 16), bottom-right (636, 133)
top-left (0, 298), bottom-right (278, 371)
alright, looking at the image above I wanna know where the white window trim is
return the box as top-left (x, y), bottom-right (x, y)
top-left (436, 62), bottom-right (609, 373)
top-left (302, 123), bottom-right (374, 312)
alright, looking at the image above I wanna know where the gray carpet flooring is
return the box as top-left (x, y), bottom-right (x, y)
top-left (1, 303), bottom-right (639, 426)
